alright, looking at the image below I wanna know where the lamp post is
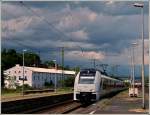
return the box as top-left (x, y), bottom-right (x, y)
top-left (128, 51), bottom-right (133, 88)
top-left (53, 60), bottom-right (57, 92)
top-left (22, 49), bottom-right (27, 96)
top-left (133, 3), bottom-right (145, 109)
top-left (131, 42), bottom-right (138, 97)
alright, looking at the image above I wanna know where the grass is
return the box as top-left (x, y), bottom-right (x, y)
top-left (57, 87), bottom-right (73, 92)
top-left (1, 87), bottom-right (73, 101)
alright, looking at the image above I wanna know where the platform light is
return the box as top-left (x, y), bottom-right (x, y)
top-left (133, 2), bottom-right (145, 109)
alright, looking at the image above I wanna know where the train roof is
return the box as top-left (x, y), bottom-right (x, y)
top-left (101, 74), bottom-right (122, 82)
top-left (80, 68), bottom-right (123, 82)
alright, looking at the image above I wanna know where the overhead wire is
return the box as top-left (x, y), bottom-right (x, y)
top-left (19, 1), bottom-right (84, 53)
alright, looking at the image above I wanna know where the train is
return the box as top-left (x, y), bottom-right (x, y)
top-left (74, 68), bottom-right (125, 103)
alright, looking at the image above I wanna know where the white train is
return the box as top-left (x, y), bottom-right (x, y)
top-left (74, 68), bottom-right (125, 103)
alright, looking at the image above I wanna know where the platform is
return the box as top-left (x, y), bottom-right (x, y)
top-left (95, 88), bottom-right (149, 114)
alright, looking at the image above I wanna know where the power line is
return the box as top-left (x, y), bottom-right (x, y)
top-left (19, 1), bottom-right (74, 43)
top-left (19, 2), bottom-right (85, 53)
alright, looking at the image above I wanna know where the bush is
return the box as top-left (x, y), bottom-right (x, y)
top-left (44, 80), bottom-right (54, 88)
top-left (1, 88), bottom-right (18, 94)
top-left (59, 77), bottom-right (75, 87)
top-left (16, 84), bottom-right (33, 90)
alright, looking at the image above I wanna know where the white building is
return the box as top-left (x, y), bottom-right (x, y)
top-left (4, 64), bottom-right (76, 89)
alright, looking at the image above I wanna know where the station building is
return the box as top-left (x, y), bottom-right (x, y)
top-left (4, 64), bottom-right (76, 89)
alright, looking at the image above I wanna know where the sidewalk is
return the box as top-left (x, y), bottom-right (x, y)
top-left (95, 88), bottom-right (149, 114)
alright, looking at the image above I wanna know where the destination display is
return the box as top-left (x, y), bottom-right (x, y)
top-left (80, 69), bottom-right (96, 76)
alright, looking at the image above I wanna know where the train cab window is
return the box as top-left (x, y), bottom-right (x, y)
top-left (79, 69), bottom-right (96, 84)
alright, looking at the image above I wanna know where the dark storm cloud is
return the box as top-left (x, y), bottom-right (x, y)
top-left (1, 1), bottom-right (149, 65)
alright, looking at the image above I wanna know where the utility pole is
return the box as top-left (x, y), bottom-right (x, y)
top-left (99, 64), bottom-right (108, 74)
top-left (53, 60), bottom-right (57, 92)
top-left (34, 55), bottom-right (36, 67)
top-left (131, 42), bottom-right (138, 97)
top-left (115, 65), bottom-right (120, 78)
top-left (129, 50), bottom-right (133, 88)
top-left (61, 47), bottom-right (64, 87)
top-left (131, 43), bottom-right (135, 96)
top-left (38, 51), bottom-right (40, 67)
top-left (22, 49), bottom-right (27, 96)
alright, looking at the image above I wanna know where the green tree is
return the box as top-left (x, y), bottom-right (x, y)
top-left (60, 77), bottom-right (75, 87)
top-left (1, 49), bottom-right (22, 87)
top-left (73, 66), bottom-right (80, 74)
top-left (44, 61), bottom-right (55, 68)
top-left (2, 49), bottom-right (22, 70)
top-left (1, 49), bottom-right (41, 87)
top-left (23, 52), bottom-right (41, 67)
top-left (44, 80), bottom-right (54, 88)
top-left (64, 65), bottom-right (70, 70)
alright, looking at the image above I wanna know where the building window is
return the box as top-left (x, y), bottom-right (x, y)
top-left (19, 76), bottom-right (27, 81)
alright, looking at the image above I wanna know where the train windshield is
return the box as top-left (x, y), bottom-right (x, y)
top-left (79, 69), bottom-right (96, 84)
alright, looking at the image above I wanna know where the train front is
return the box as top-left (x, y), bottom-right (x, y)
top-left (74, 69), bottom-right (100, 103)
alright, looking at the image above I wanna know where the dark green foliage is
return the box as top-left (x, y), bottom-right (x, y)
top-left (16, 84), bottom-right (33, 90)
top-left (1, 67), bottom-right (4, 87)
top-left (24, 52), bottom-right (41, 67)
top-left (44, 81), bottom-right (54, 87)
top-left (1, 88), bottom-right (19, 94)
top-left (1, 84), bottom-right (33, 94)
top-left (2, 49), bottom-right (22, 70)
top-left (44, 61), bottom-right (55, 68)
top-left (1, 49), bottom-right (22, 88)
top-left (59, 77), bottom-right (75, 87)
top-left (145, 77), bottom-right (149, 86)
top-left (1, 49), bottom-right (41, 87)
top-left (1, 48), bottom-right (75, 88)
top-left (73, 66), bottom-right (80, 74)
top-left (64, 65), bottom-right (70, 70)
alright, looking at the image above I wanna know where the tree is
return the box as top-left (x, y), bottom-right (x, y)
top-left (63, 77), bottom-right (75, 87)
top-left (44, 80), bottom-right (54, 88)
top-left (145, 77), bottom-right (149, 86)
top-left (1, 49), bottom-right (41, 87)
top-left (1, 67), bottom-right (4, 88)
top-left (1, 49), bottom-right (22, 88)
top-left (23, 52), bottom-right (41, 67)
top-left (2, 49), bottom-right (22, 70)
top-left (64, 65), bottom-right (70, 70)
top-left (44, 61), bottom-right (55, 68)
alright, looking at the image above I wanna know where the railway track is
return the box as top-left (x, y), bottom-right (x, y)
top-left (23, 88), bottom-right (127, 114)
top-left (23, 100), bottom-right (82, 114)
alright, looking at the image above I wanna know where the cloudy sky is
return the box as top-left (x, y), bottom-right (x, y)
top-left (1, 1), bottom-right (149, 68)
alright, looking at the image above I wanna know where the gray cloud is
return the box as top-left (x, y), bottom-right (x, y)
top-left (1, 1), bottom-right (149, 66)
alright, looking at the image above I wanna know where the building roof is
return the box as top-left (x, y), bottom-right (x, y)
top-left (5, 64), bottom-right (76, 75)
